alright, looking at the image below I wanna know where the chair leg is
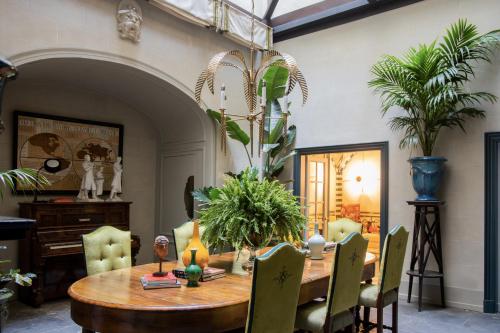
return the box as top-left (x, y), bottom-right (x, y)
top-left (355, 305), bottom-right (361, 332)
top-left (345, 308), bottom-right (355, 333)
top-left (377, 305), bottom-right (383, 333)
top-left (363, 306), bottom-right (370, 330)
top-left (407, 275), bottom-right (413, 303)
top-left (392, 300), bottom-right (398, 333)
top-left (82, 329), bottom-right (94, 333)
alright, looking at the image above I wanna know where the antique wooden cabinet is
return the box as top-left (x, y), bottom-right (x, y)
top-left (18, 202), bottom-right (140, 306)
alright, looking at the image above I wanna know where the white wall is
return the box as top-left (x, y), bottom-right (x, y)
top-left (277, 0), bottom-right (500, 311)
top-left (1, 82), bottom-right (159, 264)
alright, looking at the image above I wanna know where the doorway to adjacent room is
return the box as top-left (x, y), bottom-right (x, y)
top-left (294, 142), bottom-right (388, 280)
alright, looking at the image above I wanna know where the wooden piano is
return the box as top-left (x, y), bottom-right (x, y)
top-left (18, 201), bottom-right (140, 307)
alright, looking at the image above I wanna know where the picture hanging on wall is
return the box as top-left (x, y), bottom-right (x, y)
top-left (13, 111), bottom-right (124, 194)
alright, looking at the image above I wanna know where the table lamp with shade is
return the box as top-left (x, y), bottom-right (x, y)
top-left (33, 159), bottom-right (62, 202)
top-left (0, 57), bottom-right (18, 135)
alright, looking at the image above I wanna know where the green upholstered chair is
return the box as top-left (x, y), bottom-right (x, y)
top-left (172, 221), bottom-right (207, 262)
top-left (358, 225), bottom-right (409, 333)
top-left (82, 226), bottom-right (132, 276)
top-left (245, 243), bottom-right (306, 333)
top-left (327, 218), bottom-right (362, 243)
top-left (295, 232), bottom-right (368, 333)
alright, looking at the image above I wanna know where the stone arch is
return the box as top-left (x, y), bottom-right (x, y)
top-left (8, 48), bottom-right (216, 187)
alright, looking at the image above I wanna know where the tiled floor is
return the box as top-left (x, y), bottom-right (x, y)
top-left (3, 299), bottom-right (500, 333)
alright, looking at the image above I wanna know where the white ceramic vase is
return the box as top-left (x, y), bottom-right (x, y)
top-left (308, 223), bottom-right (325, 260)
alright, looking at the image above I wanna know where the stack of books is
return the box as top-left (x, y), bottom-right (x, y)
top-left (140, 272), bottom-right (181, 289)
top-left (172, 267), bottom-right (226, 282)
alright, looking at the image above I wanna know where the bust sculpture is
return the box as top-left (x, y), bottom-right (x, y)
top-left (153, 235), bottom-right (169, 277)
top-left (116, 0), bottom-right (143, 43)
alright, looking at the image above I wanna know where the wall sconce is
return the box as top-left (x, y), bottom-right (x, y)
top-left (33, 159), bottom-right (62, 202)
top-left (0, 57), bottom-right (18, 135)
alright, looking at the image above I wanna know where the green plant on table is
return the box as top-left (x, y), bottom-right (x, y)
top-left (199, 168), bottom-right (305, 251)
top-left (369, 19), bottom-right (500, 156)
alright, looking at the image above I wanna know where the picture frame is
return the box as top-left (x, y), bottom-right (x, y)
top-left (13, 111), bottom-right (124, 194)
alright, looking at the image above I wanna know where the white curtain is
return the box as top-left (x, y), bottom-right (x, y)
top-left (147, 0), bottom-right (217, 27)
top-left (222, 2), bottom-right (272, 50)
top-left (147, 0), bottom-right (272, 49)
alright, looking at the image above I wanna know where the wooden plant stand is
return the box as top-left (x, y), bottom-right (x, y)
top-left (406, 200), bottom-right (445, 312)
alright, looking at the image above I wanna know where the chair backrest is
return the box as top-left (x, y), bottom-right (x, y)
top-left (82, 226), bottom-right (132, 276)
top-left (172, 221), bottom-right (206, 261)
top-left (327, 232), bottom-right (368, 317)
top-left (327, 218), bottom-right (362, 243)
top-left (245, 243), bottom-right (306, 333)
top-left (379, 225), bottom-right (409, 294)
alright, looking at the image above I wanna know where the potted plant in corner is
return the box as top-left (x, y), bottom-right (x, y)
top-left (198, 168), bottom-right (305, 273)
top-left (0, 168), bottom-right (47, 326)
top-left (369, 19), bottom-right (500, 200)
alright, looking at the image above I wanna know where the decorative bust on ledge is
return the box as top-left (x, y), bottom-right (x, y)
top-left (116, 0), bottom-right (143, 43)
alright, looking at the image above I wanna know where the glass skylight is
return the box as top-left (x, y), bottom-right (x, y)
top-left (272, 0), bottom-right (327, 18)
top-left (226, 0), bottom-right (271, 18)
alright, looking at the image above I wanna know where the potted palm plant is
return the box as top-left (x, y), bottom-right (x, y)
top-left (369, 19), bottom-right (500, 200)
top-left (0, 168), bottom-right (47, 325)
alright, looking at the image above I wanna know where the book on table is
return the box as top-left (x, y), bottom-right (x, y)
top-left (172, 267), bottom-right (226, 281)
top-left (140, 272), bottom-right (180, 289)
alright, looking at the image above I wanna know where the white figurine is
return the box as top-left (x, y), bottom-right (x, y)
top-left (95, 166), bottom-right (105, 196)
top-left (77, 154), bottom-right (101, 201)
top-left (108, 156), bottom-right (123, 201)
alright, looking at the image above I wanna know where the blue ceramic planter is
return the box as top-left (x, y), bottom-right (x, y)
top-left (409, 157), bottom-right (447, 201)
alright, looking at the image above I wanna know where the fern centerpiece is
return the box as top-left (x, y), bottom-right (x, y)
top-left (369, 20), bottom-right (500, 200)
top-left (199, 168), bottom-right (305, 271)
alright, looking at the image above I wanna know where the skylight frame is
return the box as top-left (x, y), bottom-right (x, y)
top-left (222, 0), bottom-right (423, 42)
top-left (272, 0), bottom-right (423, 42)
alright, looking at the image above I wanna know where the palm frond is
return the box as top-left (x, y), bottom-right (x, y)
top-left (369, 19), bottom-right (499, 156)
top-left (0, 168), bottom-right (50, 199)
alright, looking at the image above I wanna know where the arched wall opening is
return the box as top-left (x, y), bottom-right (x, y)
top-left (0, 50), bottom-right (216, 263)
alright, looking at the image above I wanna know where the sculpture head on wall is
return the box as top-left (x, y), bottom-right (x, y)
top-left (117, 0), bottom-right (143, 43)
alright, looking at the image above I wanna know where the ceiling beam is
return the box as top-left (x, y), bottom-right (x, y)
top-left (273, 0), bottom-right (423, 42)
top-left (264, 0), bottom-right (280, 24)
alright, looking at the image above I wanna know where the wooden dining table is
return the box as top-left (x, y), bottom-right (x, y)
top-left (69, 250), bottom-right (377, 333)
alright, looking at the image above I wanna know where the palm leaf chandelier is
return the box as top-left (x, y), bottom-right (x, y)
top-left (195, 0), bottom-right (308, 157)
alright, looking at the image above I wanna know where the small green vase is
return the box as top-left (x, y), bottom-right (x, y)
top-left (185, 248), bottom-right (202, 287)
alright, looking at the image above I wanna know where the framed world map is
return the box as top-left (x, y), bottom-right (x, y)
top-left (14, 111), bottom-right (124, 194)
